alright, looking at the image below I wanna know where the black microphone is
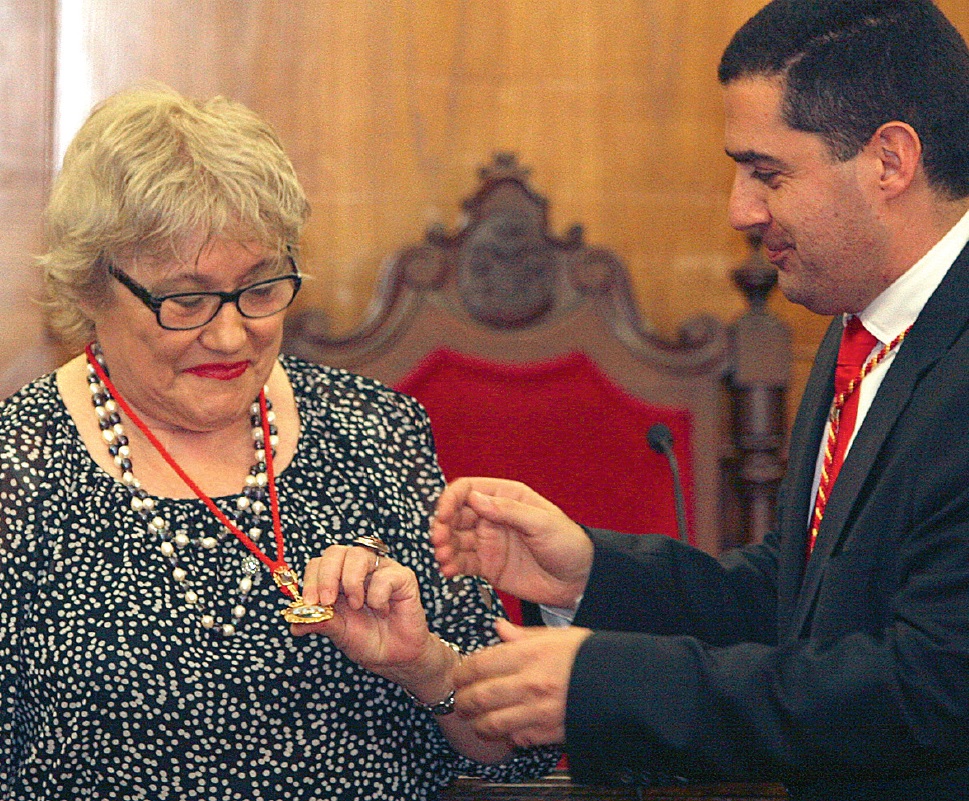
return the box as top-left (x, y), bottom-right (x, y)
top-left (646, 423), bottom-right (689, 544)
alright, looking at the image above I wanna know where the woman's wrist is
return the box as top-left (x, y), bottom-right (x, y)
top-left (400, 636), bottom-right (463, 713)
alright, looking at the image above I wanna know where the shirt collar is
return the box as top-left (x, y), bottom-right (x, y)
top-left (854, 206), bottom-right (969, 343)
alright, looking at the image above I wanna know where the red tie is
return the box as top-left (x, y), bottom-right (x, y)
top-left (807, 317), bottom-right (878, 556)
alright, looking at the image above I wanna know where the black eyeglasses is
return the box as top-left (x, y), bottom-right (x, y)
top-left (107, 258), bottom-right (302, 331)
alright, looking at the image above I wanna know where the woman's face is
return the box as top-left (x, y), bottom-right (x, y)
top-left (91, 236), bottom-right (289, 435)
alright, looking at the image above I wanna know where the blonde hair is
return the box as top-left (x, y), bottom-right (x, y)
top-left (40, 83), bottom-right (310, 348)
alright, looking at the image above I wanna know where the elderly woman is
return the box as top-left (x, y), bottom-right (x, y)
top-left (0, 85), bottom-right (556, 799)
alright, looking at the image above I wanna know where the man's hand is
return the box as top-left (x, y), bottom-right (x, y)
top-left (431, 477), bottom-right (594, 609)
top-left (452, 618), bottom-right (593, 747)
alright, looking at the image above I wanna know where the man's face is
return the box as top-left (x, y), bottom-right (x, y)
top-left (724, 76), bottom-right (891, 316)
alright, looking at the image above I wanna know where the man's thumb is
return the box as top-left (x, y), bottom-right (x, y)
top-left (495, 617), bottom-right (532, 642)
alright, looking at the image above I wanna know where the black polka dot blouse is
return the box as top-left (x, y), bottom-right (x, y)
top-left (0, 356), bottom-right (559, 800)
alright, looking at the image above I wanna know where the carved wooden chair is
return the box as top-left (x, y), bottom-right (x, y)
top-left (284, 152), bottom-right (790, 558)
top-left (284, 152), bottom-right (790, 799)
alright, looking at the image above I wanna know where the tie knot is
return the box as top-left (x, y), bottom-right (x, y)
top-left (838, 316), bottom-right (878, 370)
top-left (835, 316), bottom-right (879, 394)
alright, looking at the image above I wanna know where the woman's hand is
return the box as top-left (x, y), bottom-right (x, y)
top-left (293, 541), bottom-right (516, 764)
top-left (430, 477), bottom-right (594, 609)
top-left (291, 544), bottom-right (454, 698)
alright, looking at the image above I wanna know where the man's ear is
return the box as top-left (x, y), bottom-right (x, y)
top-left (867, 121), bottom-right (922, 199)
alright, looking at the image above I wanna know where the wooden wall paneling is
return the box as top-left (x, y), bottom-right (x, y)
top-left (272, 0), bottom-right (762, 337)
top-left (0, 0), bottom-right (61, 400)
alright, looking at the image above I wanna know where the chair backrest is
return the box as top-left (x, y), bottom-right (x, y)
top-left (284, 152), bottom-right (792, 607)
top-left (396, 348), bottom-right (694, 539)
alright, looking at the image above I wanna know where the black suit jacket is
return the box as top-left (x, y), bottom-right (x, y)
top-left (566, 244), bottom-right (969, 800)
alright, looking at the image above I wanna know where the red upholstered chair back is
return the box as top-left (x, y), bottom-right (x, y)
top-left (284, 152), bottom-right (792, 624)
top-left (397, 349), bottom-right (693, 537)
top-left (397, 350), bottom-right (693, 623)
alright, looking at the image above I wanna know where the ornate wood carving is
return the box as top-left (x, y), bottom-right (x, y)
top-left (722, 234), bottom-right (792, 547)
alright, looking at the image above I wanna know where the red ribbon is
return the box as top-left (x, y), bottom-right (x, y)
top-left (85, 343), bottom-right (296, 598)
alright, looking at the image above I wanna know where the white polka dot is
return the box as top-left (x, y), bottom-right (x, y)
top-left (0, 359), bottom-right (559, 798)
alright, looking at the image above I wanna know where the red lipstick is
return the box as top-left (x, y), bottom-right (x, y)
top-left (186, 361), bottom-right (249, 381)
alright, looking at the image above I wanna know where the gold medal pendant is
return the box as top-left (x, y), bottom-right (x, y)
top-left (273, 566), bottom-right (334, 625)
top-left (281, 600), bottom-right (335, 624)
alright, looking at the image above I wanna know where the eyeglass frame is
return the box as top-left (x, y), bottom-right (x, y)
top-left (106, 256), bottom-right (302, 331)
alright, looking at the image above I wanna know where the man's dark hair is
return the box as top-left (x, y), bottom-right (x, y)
top-left (718, 0), bottom-right (969, 199)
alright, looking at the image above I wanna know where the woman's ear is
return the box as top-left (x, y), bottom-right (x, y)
top-left (868, 121), bottom-right (922, 200)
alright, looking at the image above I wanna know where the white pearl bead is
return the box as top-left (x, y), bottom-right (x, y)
top-left (87, 376), bottom-right (283, 638)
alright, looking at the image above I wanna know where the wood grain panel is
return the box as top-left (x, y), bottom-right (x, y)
top-left (0, 0), bottom-right (61, 400)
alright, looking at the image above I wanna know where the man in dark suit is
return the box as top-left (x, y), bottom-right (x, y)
top-left (429, 1), bottom-right (969, 798)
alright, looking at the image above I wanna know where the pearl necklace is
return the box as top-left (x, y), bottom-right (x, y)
top-left (86, 345), bottom-right (278, 637)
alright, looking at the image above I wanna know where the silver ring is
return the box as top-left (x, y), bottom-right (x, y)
top-left (351, 534), bottom-right (390, 558)
top-left (374, 554), bottom-right (382, 571)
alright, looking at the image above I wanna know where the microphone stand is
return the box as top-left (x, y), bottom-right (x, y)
top-left (647, 423), bottom-right (689, 544)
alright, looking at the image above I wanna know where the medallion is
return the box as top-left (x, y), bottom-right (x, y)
top-left (281, 601), bottom-right (335, 624)
top-left (273, 565), bottom-right (334, 625)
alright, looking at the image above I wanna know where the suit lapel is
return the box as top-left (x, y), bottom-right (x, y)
top-left (775, 318), bottom-right (841, 634)
top-left (792, 246), bottom-right (969, 634)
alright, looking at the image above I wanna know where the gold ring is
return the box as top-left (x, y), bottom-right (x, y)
top-left (351, 534), bottom-right (390, 557)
